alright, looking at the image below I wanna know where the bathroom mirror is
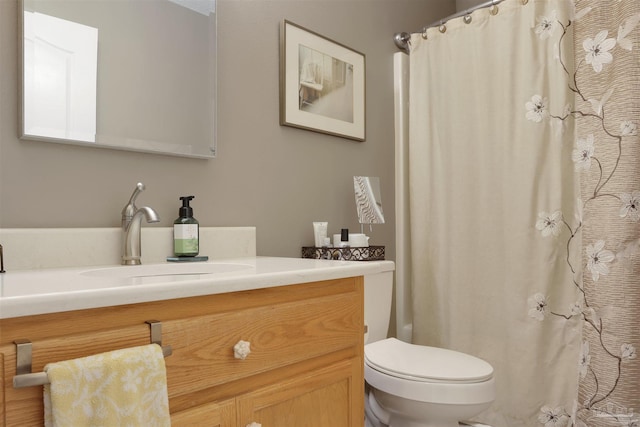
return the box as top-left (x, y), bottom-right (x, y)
top-left (20, 0), bottom-right (216, 159)
top-left (353, 176), bottom-right (385, 231)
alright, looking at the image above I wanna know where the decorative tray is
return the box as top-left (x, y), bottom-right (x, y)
top-left (301, 246), bottom-right (385, 261)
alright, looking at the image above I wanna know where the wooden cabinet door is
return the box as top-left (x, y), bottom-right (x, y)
top-left (237, 357), bottom-right (364, 427)
top-left (171, 398), bottom-right (235, 427)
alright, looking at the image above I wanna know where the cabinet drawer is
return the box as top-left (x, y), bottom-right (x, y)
top-left (164, 287), bottom-right (363, 398)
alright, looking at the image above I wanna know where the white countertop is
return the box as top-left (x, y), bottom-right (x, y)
top-left (0, 257), bottom-right (395, 319)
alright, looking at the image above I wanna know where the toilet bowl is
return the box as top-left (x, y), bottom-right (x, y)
top-left (364, 272), bottom-right (495, 427)
top-left (365, 338), bottom-right (495, 427)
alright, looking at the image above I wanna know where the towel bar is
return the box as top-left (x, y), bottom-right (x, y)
top-left (12, 320), bottom-right (172, 389)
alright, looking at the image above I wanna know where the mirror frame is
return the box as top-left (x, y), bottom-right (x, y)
top-left (18, 0), bottom-right (217, 159)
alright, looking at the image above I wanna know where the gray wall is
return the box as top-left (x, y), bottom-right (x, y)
top-left (456, 0), bottom-right (486, 12)
top-left (0, 0), bottom-right (454, 260)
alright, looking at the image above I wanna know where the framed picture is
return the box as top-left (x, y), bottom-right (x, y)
top-left (279, 20), bottom-right (365, 141)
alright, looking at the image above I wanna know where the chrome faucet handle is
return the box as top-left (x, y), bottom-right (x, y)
top-left (122, 182), bottom-right (145, 227)
top-left (127, 182), bottom-right (146, 207)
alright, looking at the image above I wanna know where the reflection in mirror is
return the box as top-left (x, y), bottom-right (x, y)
top-left (23, 11), bottom-right (98, 142)
top-left (353, 176), bottom-right (385, 233)
top-left (20, 0), bottom-right (216, 158)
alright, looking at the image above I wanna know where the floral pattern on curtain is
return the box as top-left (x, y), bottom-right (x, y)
top-left (527, 1), bottom-right (640, 425)
top-left (406, 0), bottom-right (638, 425)
top-left (408, 1), bottom-right (580, 425)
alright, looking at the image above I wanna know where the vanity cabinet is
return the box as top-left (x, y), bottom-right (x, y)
top-left (0, 277), bottom-right (365, 426)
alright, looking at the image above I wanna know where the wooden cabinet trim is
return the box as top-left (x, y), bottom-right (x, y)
top-left (171, 397), bottom-right (235, 426)
top-left (0, 278), bottom-right (359, 343)
top-left (0, 352), bottom-right (5, 427)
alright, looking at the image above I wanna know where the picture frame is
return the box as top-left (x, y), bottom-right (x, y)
top-left (279, 20), bottom-right (365, 141)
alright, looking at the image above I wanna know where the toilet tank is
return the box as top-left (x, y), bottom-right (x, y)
top-left (364, 271), bottom-right (394, 344)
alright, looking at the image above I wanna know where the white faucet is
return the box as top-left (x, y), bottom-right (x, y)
top-left (121, 183), bottom-right (159, 265)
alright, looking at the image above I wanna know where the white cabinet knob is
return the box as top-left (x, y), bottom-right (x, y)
top-left (246, 423), bottom-right (262, 427)
top-left (234, 340), bottom-right (251, 360)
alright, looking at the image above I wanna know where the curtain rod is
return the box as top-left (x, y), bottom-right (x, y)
top-left (393, 0), bottom-right (505, 53)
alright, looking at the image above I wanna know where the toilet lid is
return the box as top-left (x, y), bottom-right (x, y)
top-left (365, 338), bottom-right (494, 383)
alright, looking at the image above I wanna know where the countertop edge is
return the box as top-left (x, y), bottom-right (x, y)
top-left (0, 257), bottom-right (395, 319)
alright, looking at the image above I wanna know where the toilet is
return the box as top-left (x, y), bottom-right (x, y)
top-left (364, 272), bottom-right (495, 427)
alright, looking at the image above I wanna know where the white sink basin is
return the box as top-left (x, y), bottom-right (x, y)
top-left (80, 262), bottom-right (253, 283)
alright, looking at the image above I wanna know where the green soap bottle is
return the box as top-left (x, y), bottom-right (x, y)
top-left (173, 196), bottom-right (199, 256)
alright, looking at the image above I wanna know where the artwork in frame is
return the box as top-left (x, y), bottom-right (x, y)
top-left (279, 20), bottom-right (365, 141)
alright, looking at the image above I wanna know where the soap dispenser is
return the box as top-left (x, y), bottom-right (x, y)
top-left (174, 196), bottom-right (199, 256)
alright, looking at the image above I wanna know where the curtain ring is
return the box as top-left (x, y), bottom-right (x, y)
top-left (439, 24), bottom-right (447, 33)
top-left (489, 4), bottom-right (499, 15)
top-left (463, 14), bottom-right (472, 24)
top-left (421, 28), bottom-right (428, 39)
top-left (522, 0), bottom-right (528, 4)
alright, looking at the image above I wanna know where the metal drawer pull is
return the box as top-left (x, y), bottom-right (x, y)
top-left (12, 320), bottom-right (172, 389)
top-left (233, 340), bottom-right (251, 360)
top-left (246, 423), bottom-right (262, 427)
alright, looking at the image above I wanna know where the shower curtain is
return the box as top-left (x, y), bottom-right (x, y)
top-left (406, 0), bottom-right (639, 426)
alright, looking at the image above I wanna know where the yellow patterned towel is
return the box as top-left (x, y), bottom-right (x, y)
top-left (43, 344), bottom-right (171, 427)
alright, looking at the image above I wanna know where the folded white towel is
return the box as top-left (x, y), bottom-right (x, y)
top-left (44, 344), bottom-right (170, 427)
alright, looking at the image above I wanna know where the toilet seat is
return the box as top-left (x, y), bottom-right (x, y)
top-left (365, 338), bottom-right (494, 383)
top-left (364, 338), bottom-right (495, 404)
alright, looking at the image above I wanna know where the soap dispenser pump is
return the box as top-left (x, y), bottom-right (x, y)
top-left (174, 196), bottom-right (199, 256)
